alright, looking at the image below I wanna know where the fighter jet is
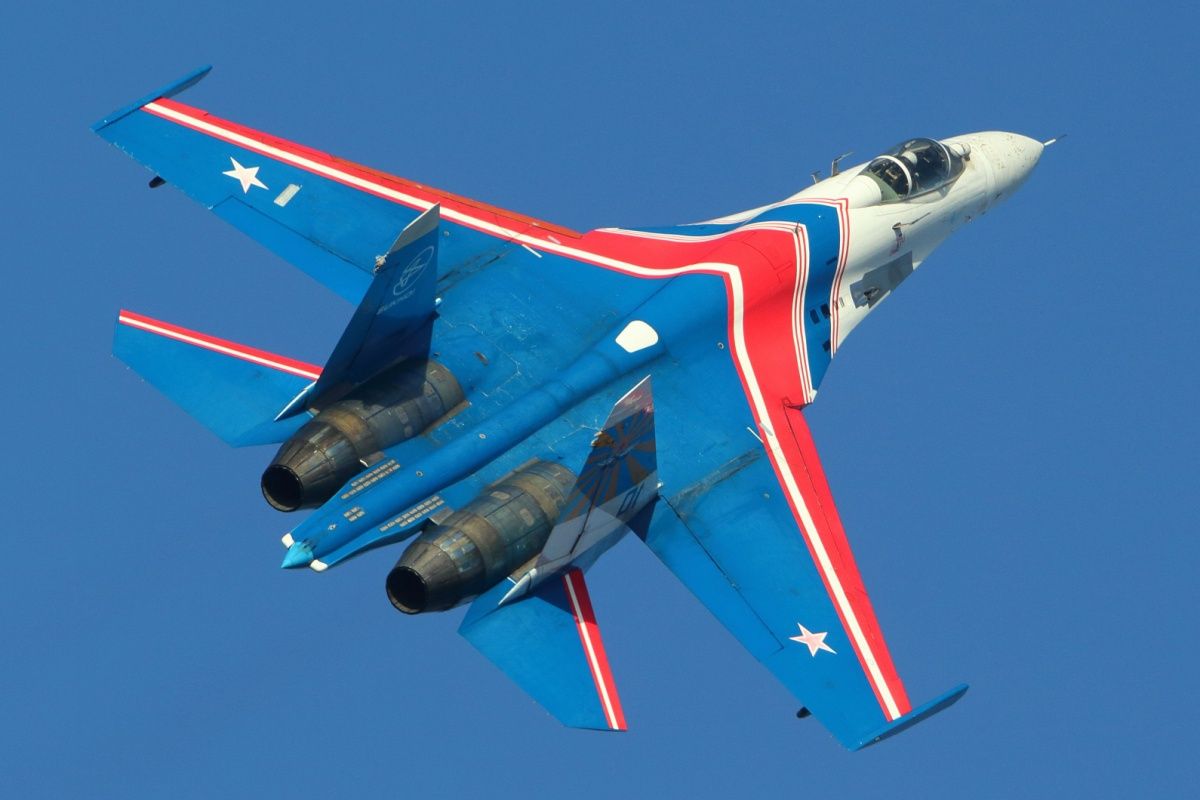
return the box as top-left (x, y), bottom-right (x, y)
top-left (95, 67), bottom-right (1044, 749)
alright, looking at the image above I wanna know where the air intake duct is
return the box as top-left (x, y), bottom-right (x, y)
top-left (261, 360), bottom-right (462, 511)
top-left (386, 461), bottom-right (576, 614)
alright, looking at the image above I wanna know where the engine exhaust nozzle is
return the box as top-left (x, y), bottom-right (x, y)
top-left (386, 461), bottom-right (576, 613)
top-left (261, 360), bottom-right (463, 511)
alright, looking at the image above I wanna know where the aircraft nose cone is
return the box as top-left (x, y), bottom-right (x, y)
top-left (281, 541), bottom-right (314, 569)
top-left (971, 131), bottom-right (1043, 199)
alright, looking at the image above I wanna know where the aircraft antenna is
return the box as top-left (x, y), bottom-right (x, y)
top-left (829, 151), bottom-right (853, 177)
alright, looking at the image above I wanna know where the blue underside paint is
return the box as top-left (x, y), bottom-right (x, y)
top-left (113, 317), bottom-right (311, 447)
top-left (460, 573), bottom-right (616, 731)
top-left (643, 441), bottom-right (888, 749)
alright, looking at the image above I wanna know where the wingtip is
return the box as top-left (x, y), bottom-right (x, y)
top-left (92, 65), bottom-right (213, 133)
top-left (852, 683), bottom-right (969, 750)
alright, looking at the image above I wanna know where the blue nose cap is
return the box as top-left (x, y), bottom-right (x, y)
top-left (281, 541), bottom-right (314, 569)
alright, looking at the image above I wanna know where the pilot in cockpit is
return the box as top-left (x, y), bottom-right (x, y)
top-left (863, 138), bottom-right (964, 202)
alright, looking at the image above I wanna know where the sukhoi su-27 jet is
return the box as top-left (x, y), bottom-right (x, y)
top-left (95, 67), bottom-right (1046, 749)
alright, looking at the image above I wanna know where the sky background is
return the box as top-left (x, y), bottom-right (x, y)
top-left (2, 1), bottom-right (1197, 796)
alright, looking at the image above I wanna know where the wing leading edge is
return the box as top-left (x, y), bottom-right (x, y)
top-left (92, 68), bottom-right (580, 304)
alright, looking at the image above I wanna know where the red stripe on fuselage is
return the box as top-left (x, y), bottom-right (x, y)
top-left (826, 199), bottom-right (851, 355)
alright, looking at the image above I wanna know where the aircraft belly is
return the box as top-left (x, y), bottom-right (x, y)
top-left (295, 269), bottom-right (734, 565)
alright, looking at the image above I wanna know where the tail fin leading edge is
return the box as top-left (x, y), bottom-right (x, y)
top-left (537, 375), bottom-right (657, 571)
top-left (300, 204), bottom-right (441, 411)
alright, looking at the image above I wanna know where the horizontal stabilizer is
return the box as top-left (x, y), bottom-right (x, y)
top-left (114, 310), bottom-right (319, 447)
top-left (460, 568), bottom-right (626, 731)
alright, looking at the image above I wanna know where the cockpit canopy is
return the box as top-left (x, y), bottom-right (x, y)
top-left (863, 138), bottom-right (965, 202)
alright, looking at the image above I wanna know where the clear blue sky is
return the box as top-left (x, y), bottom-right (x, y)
top-left (2, 2), bottom-right (1196, 796)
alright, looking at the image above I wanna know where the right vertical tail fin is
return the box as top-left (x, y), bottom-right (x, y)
top-left (500, 376), bottom-right (659, 605)
top-left (538, 375), bottom-right (658, 567)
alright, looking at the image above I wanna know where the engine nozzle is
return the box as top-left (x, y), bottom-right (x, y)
top-left (386, 461), bottom-right (576, 613)
top-left (261, 360), bottom-right (462, 511)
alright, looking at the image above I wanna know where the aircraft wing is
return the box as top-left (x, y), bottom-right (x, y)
top-left (91, 67), bottom-right (582, 304)
top-left (93, 69), bottom-right (664, 401)
top-left (645, 372), bottom-right (967, 750)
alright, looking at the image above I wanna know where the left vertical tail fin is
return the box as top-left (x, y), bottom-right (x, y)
top-left (286, 204), bottom-right (441, 415)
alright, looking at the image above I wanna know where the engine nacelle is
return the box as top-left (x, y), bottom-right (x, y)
top-left (385, 461), bottom-right (576, 614)
top-left (261, 360), bottom-right (462, 511)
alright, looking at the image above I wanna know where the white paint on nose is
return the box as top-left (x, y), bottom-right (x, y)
top-left (971, 132), bottom-right (1043, 199)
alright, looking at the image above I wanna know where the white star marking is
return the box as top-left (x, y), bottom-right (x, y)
top-left (790, 624), bottom-right (836, 657)
top-left (222, 157), bottom-right (268, 193)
